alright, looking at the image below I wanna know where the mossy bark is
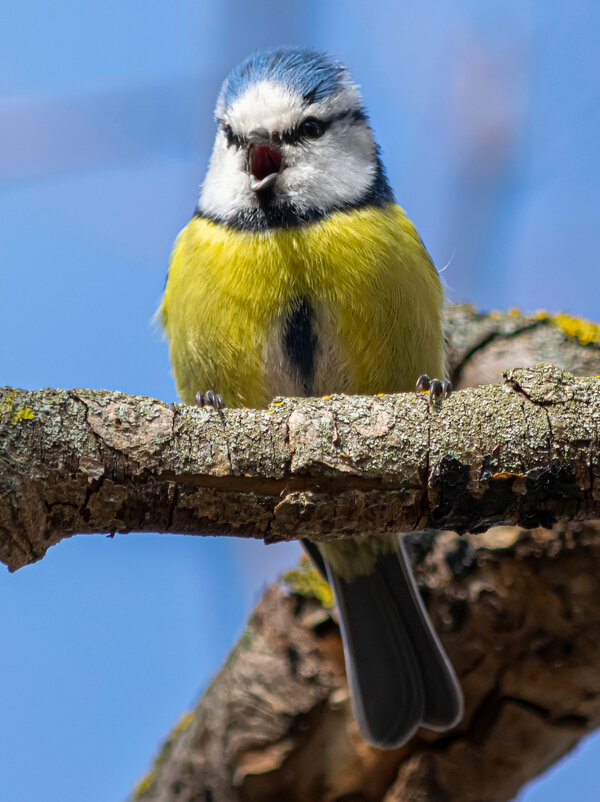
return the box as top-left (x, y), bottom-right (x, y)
top-left (2, 356), bottom-right (600, 572)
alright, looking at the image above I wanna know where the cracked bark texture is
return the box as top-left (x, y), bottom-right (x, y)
top-left (3, 311), bottom-right (600, 573)
top-left (3, 305), bottom-right (600, 801)
top-left (125, 307), bottom-right (600, 802)
top-left (132, 523), bottom-right (600, 802)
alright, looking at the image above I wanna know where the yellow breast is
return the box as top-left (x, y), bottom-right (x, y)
top-left (161, 203), bottom-right (444, 408)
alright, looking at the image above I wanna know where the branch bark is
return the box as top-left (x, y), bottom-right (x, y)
top-left (3, 304), bottom-right (600, 573)
top-left (131, 522), bottom-right (600, 802)
top-left (124, 307), bottom-right (600, 802)
top-left (3, 306), bottom-right (600, 800)
top-left (2, 361), bottom-right (600, 572)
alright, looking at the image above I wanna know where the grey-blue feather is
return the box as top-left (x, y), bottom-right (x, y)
top-left (305, 536), bottom-right (463, 747)
top-left (218, 46), bottom-right (352, 111)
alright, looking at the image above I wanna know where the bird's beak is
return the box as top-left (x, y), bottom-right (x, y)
top-left (247, 129), bottom-right (283, 193)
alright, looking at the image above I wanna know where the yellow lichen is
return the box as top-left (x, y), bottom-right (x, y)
top-left (11, 407), bottom-right (34, 425)
top-left (0, 390), bottom-right (16, 416)
top-left (133, 710), bottom-right (194, 799)
top-left (134, 769), bottom-right (157, 798)
top-left (535, 310), bottom-right (600, 346)
top-left (281, 555), bottom-right (334, 608)
top-left (1, 392), bottom-right (35, 424)
top-left (552, 313), bottom-right (600, 345)
top-left (171, 710), bottom-right (194, 737)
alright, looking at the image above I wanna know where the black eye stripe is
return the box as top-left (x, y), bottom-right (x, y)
top-left (221, 123), bottom-right (244, 149)
top-left (283, 109), bottom-right (366, 145)
top-left (218, 108), bottom-right (366, 149)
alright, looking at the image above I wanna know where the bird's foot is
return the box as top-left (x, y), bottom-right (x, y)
top-left (415, 374), bottom-right (452, 406)
top-left (195, 390), bottom-right (225, 410)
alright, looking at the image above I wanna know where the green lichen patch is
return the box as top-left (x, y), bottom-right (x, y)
top-left (0, 389), bottom-right (16, 416)
top-left (281, 555), bottom-right (334, 607)
top-left (134, 768), bottom-right (157, 798)
top-left (133, 710), bottom-right (194, 799)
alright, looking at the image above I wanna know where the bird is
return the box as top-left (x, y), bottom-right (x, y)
top-left (160, 47), bottom-right (463, 748)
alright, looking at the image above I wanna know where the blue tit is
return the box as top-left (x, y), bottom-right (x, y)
top-left (161, 47), bottom-right (463, 748)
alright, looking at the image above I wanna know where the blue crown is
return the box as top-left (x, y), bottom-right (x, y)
top-left (218, 47), bottom-right (352, 111)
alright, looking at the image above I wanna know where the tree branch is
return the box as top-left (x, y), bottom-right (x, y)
top-left (132, 522), bottom-right (600, 802)
top-left (4, 306), bottom-right (600, 799)
top-left (2, 361), bottom-right (600, 572)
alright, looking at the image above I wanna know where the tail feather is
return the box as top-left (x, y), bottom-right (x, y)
top-left (321, 537), bottom-right (463, 748)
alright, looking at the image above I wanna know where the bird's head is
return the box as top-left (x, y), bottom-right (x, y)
top-left (198, 48), bottom-right (393, 229)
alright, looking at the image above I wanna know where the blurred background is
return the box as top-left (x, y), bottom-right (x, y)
top-left (1, 1), bottom-right (599, 799)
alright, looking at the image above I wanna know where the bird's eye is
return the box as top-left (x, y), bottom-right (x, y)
top-left (298, 118), bottom-right (325, 139)
top-left (223, 124), bottom-right (235, 147)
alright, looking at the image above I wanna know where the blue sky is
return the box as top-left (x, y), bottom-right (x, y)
top-left (1, 2), bottom-right (600, 800)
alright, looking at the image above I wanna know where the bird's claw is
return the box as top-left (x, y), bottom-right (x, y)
top-left (195, 390), bottom-right (225, 410)
top-left (415, 374), bottom-right (452, 406)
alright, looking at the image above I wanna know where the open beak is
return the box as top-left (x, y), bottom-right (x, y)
top-left (248, 142), bottom-right (283, 193)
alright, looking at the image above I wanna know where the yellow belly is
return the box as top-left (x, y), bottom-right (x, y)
top-left (161, 203), bottom-right (444, 408)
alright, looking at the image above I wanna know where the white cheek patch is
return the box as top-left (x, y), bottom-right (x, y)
top-left (199, 130), bottom-right (257, 220)
top-left (284, 123), bottom-right (376, 212)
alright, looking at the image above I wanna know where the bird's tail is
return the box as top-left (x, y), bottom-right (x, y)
top-left (321, 536), bottom-right (463, 748)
